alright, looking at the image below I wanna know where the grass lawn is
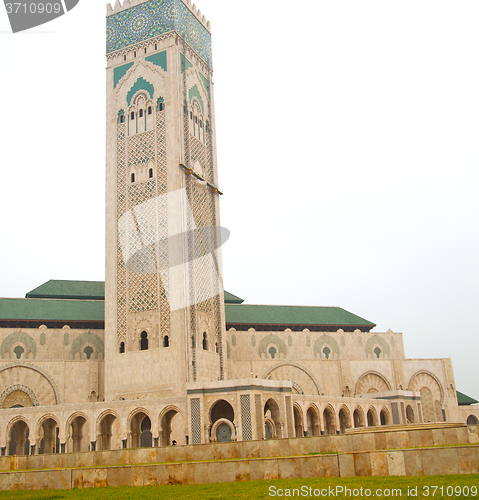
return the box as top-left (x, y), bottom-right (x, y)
top-left (0, 475), bottom-right (478, 500)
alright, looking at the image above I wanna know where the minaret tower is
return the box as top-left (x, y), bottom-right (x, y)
top-left (105, 0), bottom-right (226, 401)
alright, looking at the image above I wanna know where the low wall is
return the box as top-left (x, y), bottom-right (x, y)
top-left (0, 423), bottom-right (475, 473)
top-left (1, 423), bottom-right (478, 491)
top-left (1, 444), bottom-right (478, 490)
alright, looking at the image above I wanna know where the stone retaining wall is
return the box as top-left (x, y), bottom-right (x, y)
top-left (1, 424), bottom-right (478, 491)
top-left (1, 445), bottom-right (478, 490)
top-left (0, 423), bottom-right (476, 473)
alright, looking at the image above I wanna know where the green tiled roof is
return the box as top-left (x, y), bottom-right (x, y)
top-left (457, 391), bottom-right (478, 405)
top-left (26, 280), bottom-right (105, 300)
top-left (224, 291), bottom-right (244, 304)
top-left (25, 280), bottom-right (243, 304)
top-left (224, 304), bottom-right (375, 328)
top-left (2, 281), bottom-right (375, 329)
top-left (0, 298), bottom-right (104, 322)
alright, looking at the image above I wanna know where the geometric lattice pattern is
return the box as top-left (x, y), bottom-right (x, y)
top-left (255, 394), bottom-right (263, 440)
top-left (71, 333), bottom-right (105, 360)
top-left (190, 397), bottom-right (201, 444)
top-left (183, 71), bottom-right (222, 380)
top-left (116, 108), bottom-right (171, 350)
top-left (117, 122), bottom-right (128, 345)
top-left (187, 181), bottom-right (219, 319)
top-left (285, 395), bottom-right (293, 438)
top-left (1, 332), bottom-right (37, 360)
top-left (313, 335), bottom-right (340, 359)
top-left (365, 335), bottom-right (390, 358)
top-left (240, 394), bottom-right (252, 441)
top-left (106, 0), bottom-right (212, 67)
top-left (1, 386), bottom-right (37, 409)
top-left (156, 111), bottom-right (171, 341)
top-left (258, 334), bottom-right (287, 358)
top-left (190, 134), bottom-right (213, 184)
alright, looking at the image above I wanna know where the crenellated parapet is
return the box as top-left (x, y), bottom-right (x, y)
top-left (107, 0), bottom-right (210, 31)
top-left (106, 0), bottom-right (212, 66)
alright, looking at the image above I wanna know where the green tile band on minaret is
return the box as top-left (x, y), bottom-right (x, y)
top-left (126, 76), bottom-right (155, 105)
top-left (106, 0), bottom-right (212, 67)
top-left (114, 62), bottom-right (134, 87)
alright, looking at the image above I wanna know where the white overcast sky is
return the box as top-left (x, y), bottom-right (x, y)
top-left (0, 1), bottom-right (478, 400)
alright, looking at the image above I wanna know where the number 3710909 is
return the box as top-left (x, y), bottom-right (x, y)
top-left (5, 3), bottom-right (62, 14)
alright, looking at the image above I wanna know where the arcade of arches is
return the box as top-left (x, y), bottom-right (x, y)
top-left (0, 364), bottom-right (467, 456)
top-left (1, 394), bottom-right (432, 456)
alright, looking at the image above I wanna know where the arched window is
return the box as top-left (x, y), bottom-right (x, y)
top-left (149, 168), bottom-right (153, 178)
top-left (202, 332), bottom-right (207, 350)
top-left (139, 109), bottom-right (143, 118)
top-left (268, 346), bottom-right (277, 359)
top-left (374, 347), bottom-right (382, 359)
top-left (140, 331), bottom-right (148, 351)
top-left (120, 114), bottom-right (125, 123)
top-left (215, 342), bottom-right (218, 353)
top-left (467, 415), bottom-right (479, 425)
top-left (119, 342), bottom-right (125, 354)
top-left (323, 347), bottom-right (331, 359)
top-left (148, 106), bottom-right (152, 115)
top-left (163, 336), bottom-right (169, 348)
top-left (130, 111), bottom-right (135, 120)
top-left (13, 346), bottom-right (24, 359)
top-left (131, 173), bottom-right (135, 183)
top-left (83, 346), bottom-right (94, 359)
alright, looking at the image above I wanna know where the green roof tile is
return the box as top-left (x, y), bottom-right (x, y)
top-left (224, 291), bottom-right (244, 304)
top-left (25, 280), bottom-right (105, 300)
top-left (457, 391), bottom-right (478, 405)
top-left (0, 298), bottom-right (104, 322)
top-left (224, 304), bottom-right (375, 328)
top-left (3, 281), bottom-right (375, 330)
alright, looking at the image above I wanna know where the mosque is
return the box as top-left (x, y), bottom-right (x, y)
top-left (0, 0), bottom-right (477, 457)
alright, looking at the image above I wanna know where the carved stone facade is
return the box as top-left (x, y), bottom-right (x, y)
top-left (0, 0), bottom-right (473, 458)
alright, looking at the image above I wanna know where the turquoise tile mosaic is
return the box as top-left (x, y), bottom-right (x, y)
top-left (107, 0), bottom-right (212, 68)
top-left (188, 84), bottom-right (204, 114)
top-left (145, 50), bottom-right (167, 72)
top-left (127, 76), bottom-right (155, 105)
top-left (114, 62), bottom-right (134, 88)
